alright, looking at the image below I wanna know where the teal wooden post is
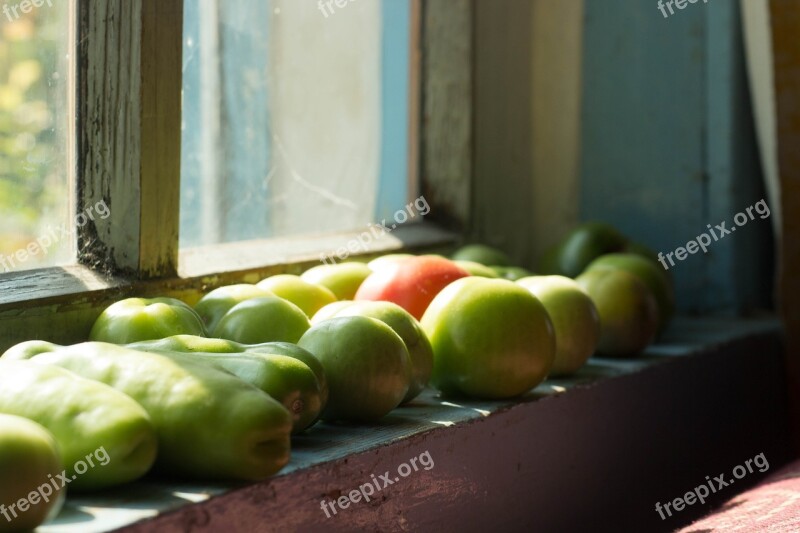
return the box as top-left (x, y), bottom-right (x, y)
top-left (580, 0), bottom-right (771, 313)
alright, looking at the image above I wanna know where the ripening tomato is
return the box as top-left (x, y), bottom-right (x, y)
top-left (354, 255), bottom-right (470, 319)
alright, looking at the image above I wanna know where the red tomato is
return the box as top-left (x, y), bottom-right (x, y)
top-left (354, 255), bottom-right (470, 319)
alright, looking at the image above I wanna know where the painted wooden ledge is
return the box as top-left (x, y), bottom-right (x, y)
top-left (41, 317), bottom-right (791, 533)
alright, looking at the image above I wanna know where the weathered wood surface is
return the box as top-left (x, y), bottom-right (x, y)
top-left (420, 0), bottom-right (472, 231)
top-left (77, 0), bottom-right (183, 277)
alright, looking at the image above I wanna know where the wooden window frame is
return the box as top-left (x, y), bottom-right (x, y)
top-left (0, 0), bottom-right (471, 351)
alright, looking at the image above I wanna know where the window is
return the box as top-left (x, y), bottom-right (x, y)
top-left (0, 0), bottom-right (72, 272)
top-left (0, 0), bottom-right (460, 352)
top-left (179, 0), bottom-right (417, 248)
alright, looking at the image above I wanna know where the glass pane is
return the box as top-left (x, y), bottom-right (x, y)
top-left (0, 0), bottom-right (72, 272)
top-left (180, 0), bottom-right (414, 249)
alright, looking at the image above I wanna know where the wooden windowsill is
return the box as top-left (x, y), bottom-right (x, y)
top-left (0, 222), bottom-right (456, 310)
top-left (178, 222), bottom-right (458, 279)
top-left (39, 317), bottom-right (792, 533)
top-left (0, 222), bottom-right (458, 351)
top-left (0, 265), bottom-right (127, 310)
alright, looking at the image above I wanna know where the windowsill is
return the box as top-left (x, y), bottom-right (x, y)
top-left (178, 222), bottom-right (458, 278)
top-left (0, 265), bottom-right (127, 309)
top-left (39, 317), bottom-right (792, 533)
top-left (0, 222), bottom-right (458, 311)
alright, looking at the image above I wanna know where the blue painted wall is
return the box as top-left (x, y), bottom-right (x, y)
top-left (580, 0), bottom-right (771, 312)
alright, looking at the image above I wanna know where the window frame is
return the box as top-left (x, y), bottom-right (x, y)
top-left (0, 0), bottom-right (471, 350)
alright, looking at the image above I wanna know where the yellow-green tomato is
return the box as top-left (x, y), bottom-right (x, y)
top-left (0, 414), bottom-right (65, 533)
top-left (517, 276), bottom-right (600, 376)
top-left (300, 263), bottom-right (372, 300)
top-left (89, 297), bottom-right (207, 344)
top-left (453, 260), bottom-right (501, 278)
top-left (0, 358), bottom-right (158, 491)
top-left (256, 275), bottom-right (338, 317)
top-left (421, 277), bottom-right (556, 399)
top-left (583, 253), bottom-right (674, 334)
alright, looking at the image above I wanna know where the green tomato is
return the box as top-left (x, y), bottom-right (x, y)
top-left (212, 297), bottom-right (311, 344)
top-left (0, 414), bottom-right (64, 532)
top-left (517, 276), bottom-right (600, 376)
top-left (298, 316), bottom-right (412, 422)
top-left (300, 263), bottom-right (372, 300)
top-left (8, 342), bottom-right (292, 481)
top-left (538, 222), bottom-right (628, 278)
top-left (89, 297), bottom-right (207, 344)
top-left (583, 253), bottom-right (674, 334)
top-left (491, 265), bottom-right (534, 281)
top-left (127, 334), bottom-right (247, 354)
top-left (453, 260), bottom-right (501, 278)
top-left (313, 300), bottom-right (433, 403)
top-left (145, 351), bottom-right (322, 434)
top-left (421, 277), bottom-right (555, 399)
top-left (126, 336), bottom-right (329, 413)
top-left (194, 284), bottom-right (274, 333)
top-left (451, 244), bottom-right (512, 266)
top-left (245, 342), bottom-right (330, 411)
top-left (575, 269), bottom-right (659, 357)
top-left (311, 301), bottom-right (357, 324)
top-left (204, 353), bottom-right (322, 433)
top-left (0, 356), bottom-right (157, 490)
top-left (256, 275), bottom-right (338, 318)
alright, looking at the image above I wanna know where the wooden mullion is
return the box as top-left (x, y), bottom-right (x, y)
top-left (77, 0), bottom-right (183, 278)
top-left (419, 0), bottom-right (472, 232)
